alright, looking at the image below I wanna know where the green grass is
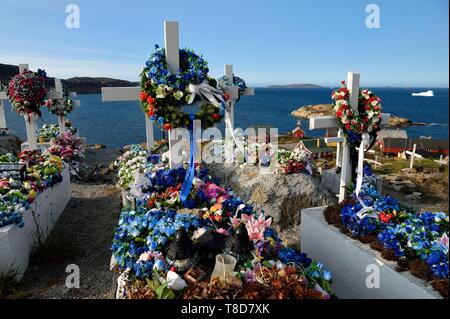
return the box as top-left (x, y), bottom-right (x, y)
top-left (373, 158), bottom-right (446, 175)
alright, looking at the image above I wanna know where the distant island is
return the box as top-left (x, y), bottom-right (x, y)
top-left (0, 63), bottom-right (138, 94)
top-left (267, 84), bottom-right (324, 89)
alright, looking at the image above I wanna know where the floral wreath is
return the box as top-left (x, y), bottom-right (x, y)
top-left (331, 81), bottom-right (382, 147)
top-left (45, 90), bottom-right (75, 117)
top-left (7, 69), bottom-right (47, 117)
top-left (140, 45), bottom-right (227, 130)
top-left (218, 75), bottom-right (247, 101)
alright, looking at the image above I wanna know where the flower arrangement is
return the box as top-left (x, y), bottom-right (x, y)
top-left (277, 148), bottom-right (312, 174)
top-left (36, 123), bottom-right (77, 143)
top-left (47, 132), bottom-right (85, 175)
top-left (140, 45), bottom-right (226, 130)
top-left (111, 146), bottom-right (334, 299)
top-left (44, 90), bottom-right (75, 117)
top-left (0, 149), bottom-right (65, 229)
top-left (332, 81), bottom-right (382, 146)
top-left (325, 165), bottom-right (448, 296)
top-left (218, 74), bottom-right (247, 101)
top-left (113, 146), bottom-right (162, 190)
top-left (7, 69), bottom-right (47, 117)
top-left (36, 124), bottom-right (59, 142)
top-left (0, 153), bottom-right (17, 163)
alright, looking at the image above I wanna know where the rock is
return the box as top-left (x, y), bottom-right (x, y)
top-left (392, 185), bottom-right (404, 192)
top-left (0, 135), bottom-right (23, 155)
top-left (405, 192), bottom-right (422, 201)
top-left (385, 116), bottom-right (412, 128)
top-left (400, 180), bottom-right (416, 190)
top-left (207, 163), bottom-right (335, 229)
top-left (290, 106), bottom-right (416, 129)
top-left (291, 104), bottom-right (334, 118)
top-left (401, 168), bottom-right (417, 174)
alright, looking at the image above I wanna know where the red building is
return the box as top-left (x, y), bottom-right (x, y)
top-left (378, 138), bottom-right (449, 156)
top-left (291, 120), bottom-right (305, 139)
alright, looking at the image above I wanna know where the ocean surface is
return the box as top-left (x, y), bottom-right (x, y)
top-left (4, 88), bottom-right (449, 149)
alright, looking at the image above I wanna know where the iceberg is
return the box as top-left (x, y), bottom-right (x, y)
top-left (412, 90), bottom-right (434, 97)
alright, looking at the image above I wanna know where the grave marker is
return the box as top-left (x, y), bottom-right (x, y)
top-left (309, 72), bottom-right (391, 202)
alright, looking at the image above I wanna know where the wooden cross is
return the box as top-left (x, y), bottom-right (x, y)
top-left (15, 64), bottom-right (63, 150)
top-left (52, 78), bottom-right (80, 135)
top-left (308, 72), bottom-right (391, 202)
top-left (0, 82), bottom-right (11, 130)
top-left (406, 143), bottom-right (422, 169)
top-left (101, 21), bottom-right (188, 168)
top-left (101, 83), bottom-right (154, 152)
top-left (223, 64), bottom-right (254, 139)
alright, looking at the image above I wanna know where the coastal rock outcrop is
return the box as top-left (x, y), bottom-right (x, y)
top-left (291, 104), bottom-right (421, 128)
top-left (207, 163), bottom-right (335, 228)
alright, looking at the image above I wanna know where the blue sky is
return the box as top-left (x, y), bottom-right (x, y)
top-left (0, 0), bottom-right (448, 87)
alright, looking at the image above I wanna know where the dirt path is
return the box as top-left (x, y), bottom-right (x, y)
top-left (11, 148), bottom-right (122, 299)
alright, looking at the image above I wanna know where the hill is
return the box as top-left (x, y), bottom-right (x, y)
top-left (0, 63), bottom-right (138, 94)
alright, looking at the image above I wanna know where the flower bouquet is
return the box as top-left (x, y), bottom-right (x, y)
top-left (7, 69), bottom-right (47, 117)
top-left (111, 146), bottom-right (334, 299)
top-left (277, 148), bottom-right (312, 175)
top-left (0, 149), bottom-right (65, 229)
top-left (324, 165), bottom-right (449, 297)
top-left (47, 132), bottom-right (85, 175)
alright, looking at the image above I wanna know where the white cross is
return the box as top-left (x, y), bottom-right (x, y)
top-left (223, 64), bottom-right (254, 138)
top-left (222, 64), bottom-right (254, 163)
top-left (406, 143), bottom-right (422, 169)
top-left (101, 21), bottom-right (187, 167)
top-left (51, 78), bottom-right (80, 135)
top-left (13, 64), bottom-right (64, 150)
top-left (0, 82), bottom-right (11, 130)
top-left (308, 72), bottom-right (391, 202)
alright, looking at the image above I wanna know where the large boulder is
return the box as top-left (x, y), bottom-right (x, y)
top-left (207, 163), bottom-right (335, 229)
top-left (0, 135), bottom-right (23, 155)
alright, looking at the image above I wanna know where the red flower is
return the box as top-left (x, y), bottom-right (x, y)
top-left (223, 93), bottom-right (230, 101)
top-left (341, 80), bottom-right (346, 85)
top-left (147, 105), bottom-right (155, 117)
top-left (139, 91), bottom-right (148, 101)
top-left (163, 123), bottom-right (172, 131)
top-left (379, 212), bottom-right (393, 224)
top-left (212, 113), bottom-right (221, 120)
top-left (147, 96), bottom-right (156, 105)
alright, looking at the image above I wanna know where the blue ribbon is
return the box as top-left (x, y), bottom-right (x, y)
top-left (179, 114), bottom-right (197, 208)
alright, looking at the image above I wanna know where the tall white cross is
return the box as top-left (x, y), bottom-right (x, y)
top-left (223, 64), bottom-right (254, 139)
top-left (101, 22), bottom-right (189, 166)
top-left (222, 64), bottom-right (254, 163)
top-left (0, 81), bottom-right (11, 130)
top-left (308, 72), bottom-right (391, 202)
top-left (52, 78), bottom-right (80, 135)
top-left (16, 64), bottom-right (63, 150)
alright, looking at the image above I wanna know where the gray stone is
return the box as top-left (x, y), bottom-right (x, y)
top-left (207, 163), bottom-right (335, 229)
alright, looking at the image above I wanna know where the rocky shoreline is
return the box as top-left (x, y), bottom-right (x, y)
top-left (291, 104), bottom-right (431, 128)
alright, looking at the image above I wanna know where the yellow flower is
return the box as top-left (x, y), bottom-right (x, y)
top-left (29, 189), bottom-right (37, 199)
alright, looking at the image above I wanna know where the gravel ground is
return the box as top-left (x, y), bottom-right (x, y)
top-left (10, 148), bottom-right (122, 299)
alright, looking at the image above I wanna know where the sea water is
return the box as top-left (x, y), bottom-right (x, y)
top-left (4, 88), bottom-right (448, 149)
